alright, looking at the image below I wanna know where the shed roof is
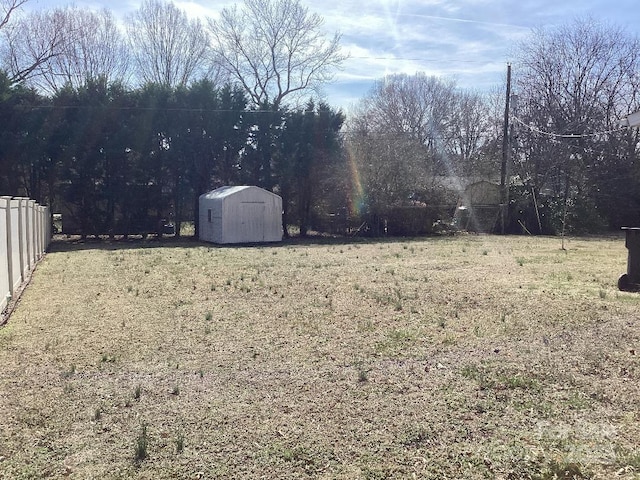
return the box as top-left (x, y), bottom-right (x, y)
top-left (201, 186), bottom-right (252, 200)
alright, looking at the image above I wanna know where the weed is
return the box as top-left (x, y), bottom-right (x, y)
top-left (392, 287), bottom-right (403, 311)
top-left (401, 426), bottom-right (431, 447)
top-left (134, 423), bottom-right (149, 462)
top-left (358, 320), bottom-right (375, 332)
top-left (501, 374), bottom-right (539, 391)
top-left (205, 312), bottom-right (213, 321)
top-left (134, 384), bottom-right (141, 400)
top-left (543, 459), bottom-right (590, 479)
top-left (101, 353), bottom-right (116, 363)
top-left (615, 446), bottom-right (640, 471)
top-left (204, 326), bottom-right (211, 335)
top-left (61, 364), bottom-right (76, 378)
top-left (93, 407), bottom-right (102, 421)
top-left (460, 364), bottom-right (481, 380)
top-left (461, 365), bottom-right (539, 391)
top-left (172, 384), bottom-right (180, 395)
top-left (482, 250), bottom-right (488, 255)
top-left (565, 393), bottom-right (590, 410)
top-left (599, 289), bottom-right (607, 299)
top-left (175, 433), bottom-right (185, 453)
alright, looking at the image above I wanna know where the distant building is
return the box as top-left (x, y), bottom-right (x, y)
top-left (434, 176), bottom-right (502, 232)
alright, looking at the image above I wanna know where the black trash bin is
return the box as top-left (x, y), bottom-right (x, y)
top-left (618, 227), bottom-right (640, 291)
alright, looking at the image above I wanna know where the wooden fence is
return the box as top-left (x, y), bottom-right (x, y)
top-left (0, 196), bottom-right (51, 313)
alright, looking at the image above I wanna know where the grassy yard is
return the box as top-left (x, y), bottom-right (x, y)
top-left (1, 234), bottom-right (639, 479)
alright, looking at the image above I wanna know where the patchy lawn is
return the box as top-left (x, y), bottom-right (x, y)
top-left (1, 234), bottom-right (639, 479)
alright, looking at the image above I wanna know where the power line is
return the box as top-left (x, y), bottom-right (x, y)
top-left (348, 55), bottom-right (505, 65)
top-left (512, 115), bottom-right (628, 139)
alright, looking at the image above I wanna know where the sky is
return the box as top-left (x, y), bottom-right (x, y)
top-left (22, 0), bottom-right (640, 112)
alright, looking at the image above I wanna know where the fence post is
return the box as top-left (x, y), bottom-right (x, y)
top-left (9, 198), bottom-right (22, 291)
top-left (4, 196), bottom-right (15, 298)
top-left (36, 204), bottom-right (43, 259)
top-left (1, 196), bottom-right (10, 311)
top-left (16, 198), bottom-right (28, 278)
top-left (26, 199), bottom-right (35, 270)
top-left (45, 206), bottom-right (51, 249)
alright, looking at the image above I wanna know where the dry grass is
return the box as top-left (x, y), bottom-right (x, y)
top-left (1, 234), bottom-right (639, 479)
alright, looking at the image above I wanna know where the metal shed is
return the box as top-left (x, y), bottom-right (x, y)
top-left (198, 186), bottom-right (283, 244)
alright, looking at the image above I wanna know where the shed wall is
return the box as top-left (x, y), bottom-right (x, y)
top-left (199, 186), bottom-right (282, 244)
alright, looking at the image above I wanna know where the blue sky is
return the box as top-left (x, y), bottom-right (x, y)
top-left (23, 0), bottom-right (640, 111)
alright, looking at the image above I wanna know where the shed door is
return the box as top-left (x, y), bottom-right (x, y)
top-left (240, 202), bottom-right (265, 242)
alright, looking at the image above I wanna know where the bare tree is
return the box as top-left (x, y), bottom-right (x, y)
top-left (207, 0), bottom-right (345, 109)
top-left (356, 73), bottom-right (494, 177)
top-left (1, 8), bottom-right (67, 86)
top-left (444, 90), bottom-right (495, 177)
top-left (348, 117), bottom-right (426, 215)
top-left (363, 73), bottom-right (456, 147)
top-left (345, 72), bottom-right (498, 231)
top-left (126, 0), bottom-right (209, 87)
top-left (38, 8), bottom-right (129, 91)
top-left (0, 0), bottom-right (27, 31)
top-left (513, 17), bottom-right (640, 231)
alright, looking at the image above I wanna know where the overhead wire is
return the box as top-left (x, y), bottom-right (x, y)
top-left (512, 115), bottom-right (629, 139)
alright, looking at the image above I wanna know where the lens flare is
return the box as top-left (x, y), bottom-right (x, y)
top-left (345, 142), bottom-right (366, 217)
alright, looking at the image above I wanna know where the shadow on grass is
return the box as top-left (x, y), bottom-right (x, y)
top-left (47, 232), bottom-right (463, 253)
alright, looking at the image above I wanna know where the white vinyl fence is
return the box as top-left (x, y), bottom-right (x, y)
top-left (1, 196), bottom-right (52, 313)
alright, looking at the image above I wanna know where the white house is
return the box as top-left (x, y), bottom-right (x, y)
top-left (198, 186), bottom-right (283, 244)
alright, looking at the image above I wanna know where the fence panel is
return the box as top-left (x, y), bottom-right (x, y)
top-left (1, 196), bottom-right (51, 315)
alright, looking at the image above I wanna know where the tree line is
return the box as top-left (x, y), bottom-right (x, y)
top-left (348, 18), bottom-right (640, 235)
top-left (1, 0), bottom-right (640, 236)
top-left (0, 75), bottom-right (345, 237)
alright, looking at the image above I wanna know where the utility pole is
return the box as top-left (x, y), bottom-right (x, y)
top-left (500, 63), bottom-right (511, 234)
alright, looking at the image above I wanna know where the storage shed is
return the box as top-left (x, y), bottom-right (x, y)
top-left (199, 186), bottom-right (283, 244)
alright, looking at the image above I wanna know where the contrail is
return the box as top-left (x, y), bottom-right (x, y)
top-left (395, 12), bottom-right (530, 30)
